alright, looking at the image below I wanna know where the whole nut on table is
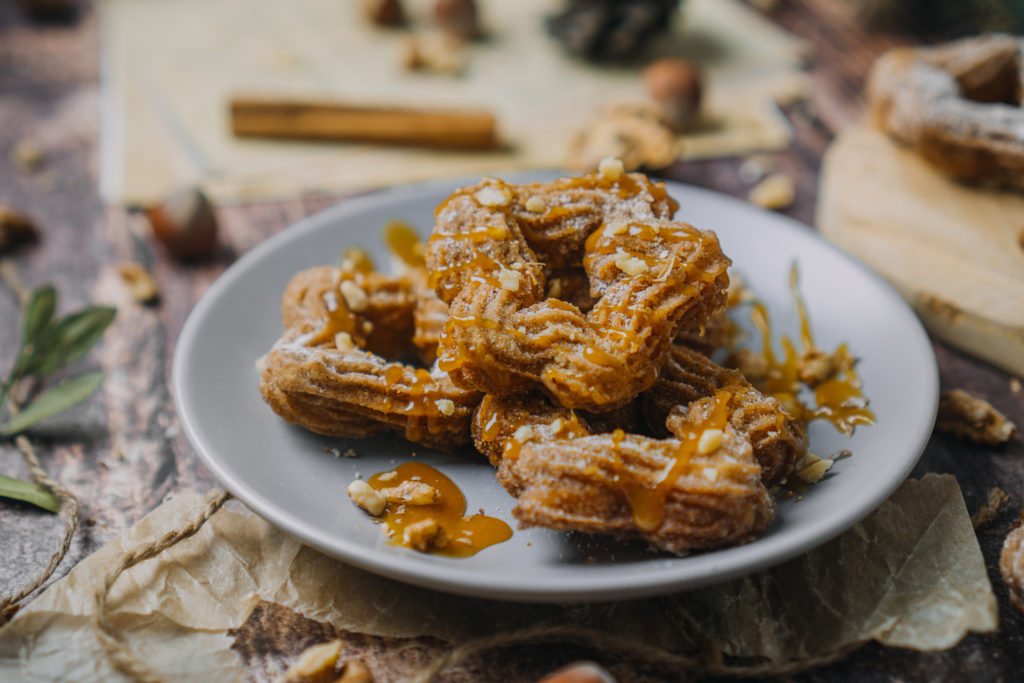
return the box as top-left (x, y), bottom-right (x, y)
top-left (362, 0), bottom-right (405, 27)
top-left (434, 0), bottom-right (480, 40)
top-left (144, 186), bottom-right (219, 260)
top-left (642, 57), bottom-right (704, 132)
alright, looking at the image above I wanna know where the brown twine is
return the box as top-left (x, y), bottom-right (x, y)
top-left (0, 260), bottom-right (81, 626)
top-left (411, 623), bottom-right (864, 682)
top-left (91, 488), bottom-right (233, 682)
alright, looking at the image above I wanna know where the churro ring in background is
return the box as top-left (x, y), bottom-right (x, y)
top-left (472, 391), bottom-right (774, 553)
top-left (867, 34), bottom-right (1024, 191)
top-left (427, 166), bottom-right (731, 412)
top-left (259, 265), bottom-right (480, 450)
top-left (643, 344), bottom-right (806, 487)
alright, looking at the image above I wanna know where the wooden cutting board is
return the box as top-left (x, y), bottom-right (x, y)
top-left (817, 125), bottom-right (1024, 377)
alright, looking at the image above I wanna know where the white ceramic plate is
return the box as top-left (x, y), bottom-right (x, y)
top-left (173, 173), bottom-right (938, 603)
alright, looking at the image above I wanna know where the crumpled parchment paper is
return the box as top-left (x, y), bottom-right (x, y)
top-left (0, 474), bottom-right (997, 681)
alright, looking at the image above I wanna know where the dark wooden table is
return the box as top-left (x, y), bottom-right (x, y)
top-left (1, 1), bottom-right (1022, 680)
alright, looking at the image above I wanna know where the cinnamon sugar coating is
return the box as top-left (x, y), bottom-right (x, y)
top-left (868, 34), bottom-right (1024, 191)
top-left (644, 345), bottom-right (806, 487)
top-left (473, 392), bottom-right (774, 554)
top-left (427, 171), bottom-right (730, 411)
top-left (259, 266), bottom-right (479, 450)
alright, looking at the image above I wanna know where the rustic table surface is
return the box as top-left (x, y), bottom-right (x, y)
top-left (1, 1), bottom-right (1022, 681)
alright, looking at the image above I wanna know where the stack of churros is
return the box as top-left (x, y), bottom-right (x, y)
top-left (260, 160), bottom-right (806, 553)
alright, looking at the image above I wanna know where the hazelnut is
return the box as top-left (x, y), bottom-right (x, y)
top-left (642, 58), bottom-right (704, 132)
top-left (434, 0), bottom-right (479, 41)
top-left (536, 661), bottom-right (616, 683)
top-left (362, 0), bottom-right (405, 27)
top-left (145, 186), bottom-right (218, 260)
top-left (0, 204), bottom-right (39, 255)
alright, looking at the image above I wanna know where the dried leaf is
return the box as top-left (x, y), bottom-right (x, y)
top-left (0, 371), bottom-right (105, 436)
top-left (22, 284), bottom-right (57, 345)
top-left (0, 473), bottom-right (60, 513)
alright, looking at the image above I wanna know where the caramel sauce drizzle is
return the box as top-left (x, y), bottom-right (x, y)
top-left (746, 265), bottom-right (874, 435)
top-left (623, 390), bottom-right (732, 532)
top-left (368, 462), bottom-right (512, 557)
top-left (383, 220), bottom-right (426, 268)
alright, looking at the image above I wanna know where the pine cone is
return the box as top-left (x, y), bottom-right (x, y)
top-left (547, 0), bottom-right (681, 62)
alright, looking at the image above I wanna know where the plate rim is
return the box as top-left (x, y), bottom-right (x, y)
top-left (172, 172), bottom-right (939, 603)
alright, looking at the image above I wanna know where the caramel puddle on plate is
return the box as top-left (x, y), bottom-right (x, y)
top-left (368, 462), bottom-right (512, 557)
top-left (746, 264), bottom-right (875, 436)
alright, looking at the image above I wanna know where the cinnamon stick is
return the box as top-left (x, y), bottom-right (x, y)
top-left (229, 96), bottom-right (498, 150)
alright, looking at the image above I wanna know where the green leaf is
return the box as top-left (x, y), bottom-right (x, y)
top-left (0, 371), bottom-right (105, 436)
top-left (20, 306), bottom-right (117, 377)
top-left (0, 474), bottom-right (60, 512)
top-left (22, 285), bottom-right (56, 345)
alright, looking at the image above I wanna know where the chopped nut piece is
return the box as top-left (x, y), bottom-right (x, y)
top-left (525, 195), bottom-right (547, 213)
top-left (281, 639), bottom-right (342, 683)
top-left (347, 480), bottom-right (387, 516)
top-left (702, 466), bottom-right (720, 482)
top-left (402, 518), bottom-right (449, 551)
top-left (338, 659), bottom-right (373, 683)
top-left (474, 186), bottom-right (509, 207)
top-left (0, 204), bottom-right (39, 255)
top-left (567, 103), bottom-right (677, 173)
top-left (339, 280), bottom-right (369, 312)
top-left (604, 221), bottom-right (628, 236)
top-left (971, 487), bottom-right (1009, 530)
top-left (547, 278), bottom-right (563, 298)
top-left (514, 425), bottom-right (535, 443)
top-left (334, 332), bottom-right (356, 352)
top-left (383, 480), bottom-right (439, 505)
top-left (12, 140), bottom-right (44, 173)
top-left (614, 250), bottom-right (648, 276)
top-left (798, 348), bottom-right (836, 386)
top-left (793, 453), bottom-right (834, 485)
top-left (697, 428), bottom-right (724, 455)
top-left (377, 470), bottom-right (397, 482)
top-left (726, 348), bottom-right (770, 381)
top-left (324, 447), bottom-right (359, 458)
top-left (550, 418), bottom-right (564, 433)
top-left (497, 266), bottom-right (521, 291)
top-left (936, 389), bottom-right (1017, 445)
top-left (748, 173), bottom-right (795, 210)
top-left (402, 31), bottom-right (466, 75)
top-left (435, 398), bottom-right (455, 416)
top-left (598, 156), bottom-right (625, 181)
top-left (1001, 513), bottom-right (1024, 613)
top-left (117, 262), bottom-right (160, 304)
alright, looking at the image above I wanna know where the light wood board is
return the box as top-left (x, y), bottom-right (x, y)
top-left (818, 125), bottom-right (1024, 377)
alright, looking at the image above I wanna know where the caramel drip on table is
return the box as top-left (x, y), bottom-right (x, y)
top-left (746, 265), bottom-right (875, 435)
top-left (623, 390), bottom-right (732, 532)
top-left (368, 462), bottom-right (512, 557)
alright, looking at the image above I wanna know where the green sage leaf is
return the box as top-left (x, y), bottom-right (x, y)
top-left (0, 371), bottom-right (105, 436)
top-left (0, 474), bottom-right (60, 513)
top-left (22, 285), bottom-right (56, 345)
top-left (21, 306), bottom-right (116, 377)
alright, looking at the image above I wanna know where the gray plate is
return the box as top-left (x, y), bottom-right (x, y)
top-left (173, 173), bottom-right (938, 603)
